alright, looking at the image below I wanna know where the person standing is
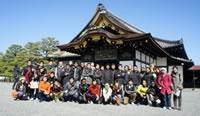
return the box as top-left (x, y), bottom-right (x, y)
top-left (158, 68), bottom-right (172, 110)
top-left (81, 63), bottom-right (94, 85)
top-left (23, 60), bottom-right (32, 76)
top-left (102, 64), bottom-right (113, 86)
top-left (171, 66), bottom-right (183, 110)
top-left (61, 64), bottom-right (72, 86)
top-left (12, 64), bottom-right (22, 90)
top-left (55, 61), bottom-right (64, 83)
top-left (144, 67), bottom-right (155, 86)
top-left (72, 62), bottom-right (81, 87)
top-left (127, 65), bottom-right (141, 87)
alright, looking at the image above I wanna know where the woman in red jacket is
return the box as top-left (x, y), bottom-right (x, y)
top-left (158, 68), bottom-right (172, 110)
top-left (89, 79), bottom-right (100, 104)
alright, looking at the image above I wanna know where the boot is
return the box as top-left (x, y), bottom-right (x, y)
top-left (178, 98), bottom-right (182, 110)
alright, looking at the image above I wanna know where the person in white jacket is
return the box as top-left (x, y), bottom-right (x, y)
top-left (103, 83), bottom-right (112, 105)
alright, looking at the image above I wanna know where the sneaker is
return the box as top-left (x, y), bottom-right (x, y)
top-left (163, 107), bottom-right (167, 110)
top-left (168, 107), bottom-right (172, 110)
top-left (90, 101), bottom-right (93, 104)
top-left (30, 98), bottom-right (34, 101)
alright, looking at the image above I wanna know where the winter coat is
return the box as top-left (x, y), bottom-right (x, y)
top-left (55, 66), bottom-right (64, 82)
top-left (79, 84), bottom-right (90, 95)
top-left (125, 84), bottom-right (136, 96)
top-left (82, 68), bottom-right (94, 84)
top-left (64, 82), bottom-right (78, 96)
top-left (158, 72), bottom-right (172, 95)
top-left (89, 84), bottom-right (100, 97)
top-left (14, 67), bottom-right (22, 79)
top-left (112, 86), bottom-right (122, 97)
top-left (72, 66), bottom-right (81, 81)
top-left (144, 72), bottom-right (155, 86)
top-left (51, 84), bottom-right (63, 94)
top-left (16, 82), bottom-right (27, 93)
top-left (171, 72), bottom-right (183, 89)
top-left (93, 69), bottom-right (102, 85)
top-left (137, 85), bottom-right (148, 96)
top-left (61, 68), bottom-right (73, 85)
top-left (39, 81), bottom-right (51, 94)
top-left (103, 88), bottom-right (112, 99)
top-left (114, 70), bottom-right (126, 85)
top-left (102, 69), bottom-right (113, 85)
top-left (147, 85), bottom-right (160, 96)
top-left (127, 71), bottom-right (141, 86)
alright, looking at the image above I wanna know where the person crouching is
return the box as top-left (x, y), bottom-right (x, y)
top-left (50, 80), bottom-right (64, 102)
top-left (63, 77), bottom-right (78, 102)
top-left (147, 81), bottom-right (161, 106)
top-left (135, 79), bottom-right (148, 105)
top-left (14, 77), bottom-right (28, 100)
top-left (38, 76), bottom-right (51, 102)
top-left (78, 78), bottom-right (90, 104)
top-left (102, 83), bottom-right (112, 105)
top-left (124, 80), bottom-right (137, 105)
top-left (112, 82), bottom-right (123, 105)
top-left (89, 79), bottom-right (100, 104)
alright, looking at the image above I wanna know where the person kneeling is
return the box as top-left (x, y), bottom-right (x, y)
top-left (63, 77), bottom-right (78, 102)
top-left (147, 81), bottom-right (161, 106)
top-left (13, 77), bottom-right (28, 100)
top-left (103, 83), bottom-right (112, 105)
top-left (78, 78), bottom-right (90, 104)
top-left (89, 79), bottom-right (100, 104)
top-left (50, 80), bottom-right (64, 102)
top-left (135, 79), bottom-right (148, 105)
top-left (112, 82), bottom-right (123, 105)
top-left (38, 76), bottom-right (51, 102)
top-left (124, 80), bottom-right (137, 105)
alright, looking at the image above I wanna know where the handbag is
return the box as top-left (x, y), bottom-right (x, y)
top-left (30, 81), bottom-right (39, 89)
top-left (12, 90), bottom-right (19, 98)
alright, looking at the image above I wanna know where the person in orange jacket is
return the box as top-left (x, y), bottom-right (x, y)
top-left (38, 76), bottom-right (51, 102)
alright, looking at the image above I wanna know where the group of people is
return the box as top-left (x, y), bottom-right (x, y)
top-left (12, 60), bottom-right (183, 110)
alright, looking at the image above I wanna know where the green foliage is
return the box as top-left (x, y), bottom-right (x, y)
top-left (0, 37), bottom-right (60, 79)
top-left (39, 37), bottom-right (59, 58)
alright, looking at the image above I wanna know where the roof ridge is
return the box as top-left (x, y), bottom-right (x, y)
top-left (154, 37), bottom-right (183, 44)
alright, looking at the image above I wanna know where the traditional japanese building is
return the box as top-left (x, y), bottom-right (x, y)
top-left (57, 3), bottom-right (194, 87)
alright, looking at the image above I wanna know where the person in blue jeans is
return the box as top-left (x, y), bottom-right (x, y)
top-left (112, 82), bottom-right (123, 105)
top-left (38, 77), bottom-right (51, 102)
top-left (78, 78), bottom-right (90, 103)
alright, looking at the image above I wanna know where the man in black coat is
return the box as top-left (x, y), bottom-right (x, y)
top-left (61, 64), bottom-right (73, 86)
top-left (114, 64), bottom-right (126, 85)
top-left (81, 63), bottom-right (94, 85)
top-left (126, 65), bottom-right (141, 87)
top-left (102, 64), bottom-right (113, 86)
top-left (144, 67), bottom-right (155, 86)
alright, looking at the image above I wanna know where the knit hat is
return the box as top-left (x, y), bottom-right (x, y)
top-left (19, 77), bottom-right (25, 81)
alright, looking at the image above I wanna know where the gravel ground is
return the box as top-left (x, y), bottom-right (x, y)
top-left (0, 83), bottom-right (200, 116)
